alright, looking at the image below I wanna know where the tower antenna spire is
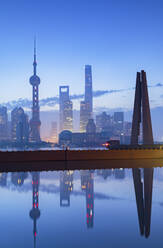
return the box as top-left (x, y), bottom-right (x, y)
top-left (33, 37), bottom-right (37, 75)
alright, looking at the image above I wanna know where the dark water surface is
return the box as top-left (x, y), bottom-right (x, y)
top-left (0, 167), bottom-right (163, 247)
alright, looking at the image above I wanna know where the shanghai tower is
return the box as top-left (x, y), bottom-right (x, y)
top-left (80, 65), bottom-right (93, 132)
top-left (29, 40), bottom-right (41, 142)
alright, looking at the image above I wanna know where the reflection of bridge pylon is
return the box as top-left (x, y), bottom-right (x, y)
top-left (81, 170), bottom-right (94, 228)
top-left (29, 172), bottom-right (40, 248)
top-left (131, 70), bottom-right (153, 238)
top-left (132, 168), bottom-right (153, 238)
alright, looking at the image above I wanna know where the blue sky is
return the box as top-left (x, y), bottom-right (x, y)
top-left (0, 0), bottom-right (163, 110)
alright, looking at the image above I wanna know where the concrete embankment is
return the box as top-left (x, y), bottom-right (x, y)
top-left (1, 149), bottom-right (163, 163)
top-left (66, 149), bottom-right (163, 160)
top-left (0, 149), bottom-right (163, 172)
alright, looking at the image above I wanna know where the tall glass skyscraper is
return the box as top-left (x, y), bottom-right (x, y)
top-left (59, 86), bottom-right (73, 132)
top-left (11, 107), bottom-right (29, 142)
top-left (80, 65), bottom-right (93, 132)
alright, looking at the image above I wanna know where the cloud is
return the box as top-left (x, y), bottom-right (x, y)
top-left (0, 83), bottom-right (162, 110)
top-left (93, 89), bottom-right (128, 97)
top-left (70, 93), bottom-right (84, 100)
top-left (155, 83), bottom-right (163, 87)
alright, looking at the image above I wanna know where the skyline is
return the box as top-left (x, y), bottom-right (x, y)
top-left (0, 82), bottom-right (162, 112)
top-left (1, 1), bottom-right (163, 247)
top-left (0, 0), bottom-right (163, 110)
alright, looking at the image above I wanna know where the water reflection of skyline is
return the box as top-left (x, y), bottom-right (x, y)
top-left (0, 168), bottom-right (155, 245)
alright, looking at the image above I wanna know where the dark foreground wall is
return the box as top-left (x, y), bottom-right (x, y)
top-left (0, 158), bottom-right (163, 173)
top-left (0, 149), bottom-right (163, 172)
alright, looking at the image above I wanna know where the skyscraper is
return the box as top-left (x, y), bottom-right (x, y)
top-left (96, 112), bottom-right (111, 132)
top-left (86, 119), bottom-right (96, 145)
top-left (29, 40), bottom-right (41, 142)
top-left (50, 121), bottom-right (58, 143)
top-left (0, 107), bottom-right (8, 141)
top-left (80, 65), bottom-right (93, 132)
top-left (59, 86), bottom-right (73, 132)
top-left (11, 107), bottom-right (29, 142)
top-left (80, 101), bottom-right (91, 132)
top-left (112, 112), bottom-right (124, 137)
top-left (85, 65), bottom-right (93, 113)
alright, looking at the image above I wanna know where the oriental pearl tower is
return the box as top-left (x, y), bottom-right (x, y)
top-left (29, 40), bottom-right (41, 142)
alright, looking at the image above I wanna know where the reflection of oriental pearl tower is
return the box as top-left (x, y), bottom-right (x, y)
top-left (29, 40), bottom-right (41, 142)
top-left (29, 172), bottom-right (40, 248)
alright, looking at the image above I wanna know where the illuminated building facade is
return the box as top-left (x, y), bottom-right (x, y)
top-left (0, 107), bottom-right (8, 141)
top-left (50, 122), bottom-right (58, 143)
top-left (80, 101), bottom-right (91, 132)
top-left (11, 107), bottom-right (29, 142)
top-left (63, 100), bottom-right (73, 130)
top-left (59, 86), bottom-right (73, 132)
top-left (96, 112), bottom-right (130, 143)
top-left (29, 41), bottom-right (41, 142)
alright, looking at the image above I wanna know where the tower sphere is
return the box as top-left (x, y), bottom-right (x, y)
top-left (29, 75), bottom-right (40, 86)
top-left (30, 208), bottom-right (41, 219)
